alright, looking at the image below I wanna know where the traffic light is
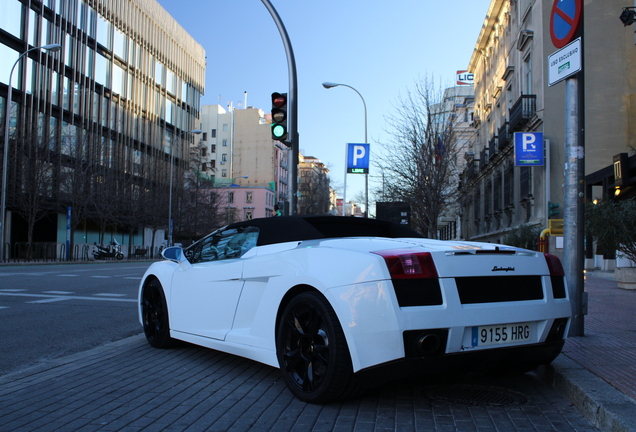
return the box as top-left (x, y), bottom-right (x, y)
top-left (271, 92), bottom-right (288, 142)
top-left (548, 201), bottom-right (560, 217)
top-left (620, 7), bottom-right (636, 26)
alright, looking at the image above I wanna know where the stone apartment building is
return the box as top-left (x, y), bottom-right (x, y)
top-left (458, 0), bottom-right (636, 252)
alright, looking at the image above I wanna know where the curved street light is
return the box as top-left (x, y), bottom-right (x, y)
top-left (168, 129), bottom-right (202, 246)
top-left (1, 43), bottom-right (62, 261)
top-left (322, 82), bottom-right (368, 217)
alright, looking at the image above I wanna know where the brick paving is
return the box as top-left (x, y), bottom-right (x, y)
top-left (0, 336), bottom-right (599, 431)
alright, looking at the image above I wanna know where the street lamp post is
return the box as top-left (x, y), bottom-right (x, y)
top-left (1, 44), bottom-right (62, 262)
top-left (168, 129), bottom-right (202, 247)
top-left (322, 82), bottom-right (368, 217)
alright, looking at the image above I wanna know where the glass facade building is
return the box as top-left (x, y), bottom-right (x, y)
top-left (0, 0), bottom-right (205, 257)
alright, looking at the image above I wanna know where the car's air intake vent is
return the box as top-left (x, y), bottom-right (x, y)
top-left (455, 276), bottom-right (543, 304)
top-left (551, 276), bottom-right (566, 299)
top-left (448, 249), bottom-right (517, 256)
top-left (393, 279), bottom-right (443, 307)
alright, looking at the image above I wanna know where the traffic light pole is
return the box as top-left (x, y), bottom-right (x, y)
top-left (261, 0), bottom-right (298, 215)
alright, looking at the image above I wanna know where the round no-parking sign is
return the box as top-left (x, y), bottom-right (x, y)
top-left (550, 0), bottom-right (582, 48)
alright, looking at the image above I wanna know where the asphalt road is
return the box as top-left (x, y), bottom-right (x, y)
top-left (0, 262), bottom-right (149, 376)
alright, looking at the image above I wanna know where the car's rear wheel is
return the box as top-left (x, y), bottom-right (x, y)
top-left (141, 279), bottom-right (174, 348)
top-left (276, 291), bottom-right (360, 403)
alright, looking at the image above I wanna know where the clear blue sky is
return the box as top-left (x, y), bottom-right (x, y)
top-left (156, 0), bottom-right (489, 209)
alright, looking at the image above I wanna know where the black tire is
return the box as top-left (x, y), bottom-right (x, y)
top-left (116, 253), bottom-right (124, 260)
top-left (141, 279), bottom-right (175, 348)
top-left (276, 291), bottom-right (360, 403)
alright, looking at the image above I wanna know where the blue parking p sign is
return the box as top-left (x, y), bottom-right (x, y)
top-left (347, 143), bottom-right (370, 174)
top-left (514, 132), bottom-right (544, 166)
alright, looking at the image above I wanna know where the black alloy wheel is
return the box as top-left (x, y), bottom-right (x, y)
top-left (141, 279), bottom-right (174, 348)
top-left (276, 291), bottom-right (359, 403)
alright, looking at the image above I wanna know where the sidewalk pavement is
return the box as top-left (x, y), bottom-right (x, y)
top-left (536, 271), bottom-right (636, 432)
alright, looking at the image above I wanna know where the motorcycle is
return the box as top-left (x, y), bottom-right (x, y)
top-left (91, 240), bottom-right (124, 260)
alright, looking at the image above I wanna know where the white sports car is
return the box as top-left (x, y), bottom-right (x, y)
top-left (139, 216), bottom-right (570, 403)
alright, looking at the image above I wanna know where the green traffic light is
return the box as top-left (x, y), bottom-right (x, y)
top-left (272, 124), bottom-right (286, 139)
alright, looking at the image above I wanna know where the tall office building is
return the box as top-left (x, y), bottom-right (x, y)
top-left (1, 0), bottom-right (205, 254)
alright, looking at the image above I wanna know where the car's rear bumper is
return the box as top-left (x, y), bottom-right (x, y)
top-left (354, 340), bottom-right (566, 387)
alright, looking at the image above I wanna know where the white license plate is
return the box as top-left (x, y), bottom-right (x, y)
top-left (471, 322), bottom-right (533, 347)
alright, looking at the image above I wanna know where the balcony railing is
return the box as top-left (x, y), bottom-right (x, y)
top-left (509, 95), bottom-right (536, 132)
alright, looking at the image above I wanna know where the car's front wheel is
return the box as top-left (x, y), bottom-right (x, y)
top-left (276, 291), bottom-right (360, 403)
top-left (141, 279), bottom-right (174, 348)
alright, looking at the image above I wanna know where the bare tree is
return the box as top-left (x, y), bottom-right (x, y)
top-left (9, 127), bottom-right (56, 258)
top-left (178, 178), bottom-right (224, 240)
top-left (378, 77), bottom-right (459, 238)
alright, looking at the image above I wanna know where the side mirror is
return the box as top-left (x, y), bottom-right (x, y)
top-left (161, 246), bottom-right (192, 270)
top-left (162, 246), bottom-right (185, 263)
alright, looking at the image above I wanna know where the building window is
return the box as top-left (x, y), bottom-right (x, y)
top-left (485, 180), bottom-right (492, 217)
top-left (245, 210), bottom-right (253, 220)
top-left (494, 173), bottom-right (502, 212)
top-left (211, 129), bottom-right (216, 138)
top-left (228, 192), bottom-right (234, 203)
top-left (222, 139), bottom-right (228, 147)
top-left (211, 144), bottom-right (216, 153)
top-left (221, 154), bottom-right (227, 162)
top-left (524, 53), bottom-right (532, 95)
top-left (246, 192), bottom-right (253, 203)
top-left (201, 162), bottom-right (207, 171)
top-left (202, 132), bottom-right (207, 141)
top-left (520, 167), bottom-right (531, 199)
top-left (201, 147), bottom-right (207, 157)
top-left (223, 124), bottom-right (228, 131)
top-left (474, 189), bottom-right (481, 223)
top-left (222, 169), bottom-right (228, 177)
top-left (210, 160), bottom-right (216, 169)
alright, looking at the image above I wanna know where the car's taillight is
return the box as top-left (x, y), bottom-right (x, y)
top-left (544, 253), bottom-right (564, 276)
top-left (372, 249), bottom-right (438, 279)
top-left (545, 253), bottom-right (567, 299)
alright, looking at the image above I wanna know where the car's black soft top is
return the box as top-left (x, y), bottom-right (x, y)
top-left (227, 216), bottom-right (424, 247)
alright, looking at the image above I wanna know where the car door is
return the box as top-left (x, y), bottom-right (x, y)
top-left (169, 227), bottom-right (259, 341)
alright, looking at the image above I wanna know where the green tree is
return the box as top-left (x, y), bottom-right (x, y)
top-left (586, 198), bottom-right (636, 265)
top-left (503, 224), bottom-right (542, 250)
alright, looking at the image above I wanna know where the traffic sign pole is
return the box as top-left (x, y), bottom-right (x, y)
top-left (549, 0), bottom-right (585, 336)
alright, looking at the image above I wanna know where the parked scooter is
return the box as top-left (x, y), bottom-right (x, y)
top-left (91, 240), bottom-right (124, 260)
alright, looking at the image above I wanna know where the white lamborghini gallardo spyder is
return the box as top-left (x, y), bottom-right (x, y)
top-left (139, 216), bottom-right (570, 403)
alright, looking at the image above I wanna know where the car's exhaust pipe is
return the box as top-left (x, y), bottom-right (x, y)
top-left (417, 333), bottom-right (442, 355)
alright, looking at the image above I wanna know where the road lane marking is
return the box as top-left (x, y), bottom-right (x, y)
top-left (43, 291), bottom-right (74, 295)
top-left (0, 292), bottom-right (136, 303)
top-left (95, 293), bottom-right (126, 297)
top-left (28, 298), bottom-right (73, 304)
top-left (91, 276), bottom-right (112, 278)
